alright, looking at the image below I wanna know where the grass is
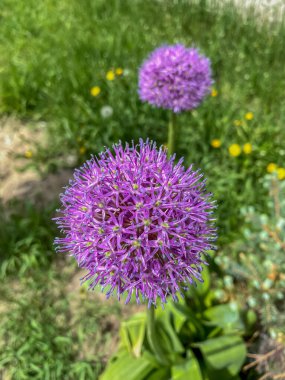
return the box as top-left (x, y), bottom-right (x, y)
top-left (0, 201), bottom-right (56, 278)
top-left (0, 0), bottom-right (285, 378)
top-left (0, 265), bottom-right (121, 379)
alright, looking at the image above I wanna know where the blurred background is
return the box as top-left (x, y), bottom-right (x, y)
top-left (0, 0), bottom-right (285, 379)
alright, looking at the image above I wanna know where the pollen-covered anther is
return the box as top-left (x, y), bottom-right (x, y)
top-left (132, 240), bottom-right (141, 248)
top-left (135, 202), bottom-right (143, 210)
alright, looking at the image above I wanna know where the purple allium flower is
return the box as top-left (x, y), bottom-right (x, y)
top-left (138, 44), bottom-right (213, 113)
top-left (55, 140), bottom-right (216, 306)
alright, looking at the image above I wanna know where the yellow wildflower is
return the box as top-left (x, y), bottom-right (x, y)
top-left (106, 70), bottom-right (115, 81)
top-left (211, 139), bottom-right (222, 148)
top-left (211, 89), bottom-right (218, 97)
top-left (277, 332), bottom-right (285, 344)
top-left (24, 150), bottom-right (33, 158)
top-left (115, 68), bottom-right (123, 76)
top-left (79, 146), bottom-right (86, 155)
top-left (243, 143), bottom-right (252, 154)
top-left (245, 112), bottom-right (254, 120)
top-left (277, 168), bottom-right (285, 180)
top-left (90, 86), bottom-right (101, 97)
top-left (228, 144), bottom-right (241, 157)
top-left (267, 163), bottom-right (277, 173)
top-left (234, 120), bottom-right (242, 127)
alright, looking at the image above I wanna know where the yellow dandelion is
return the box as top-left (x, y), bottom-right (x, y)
top-left (211, 139), bottom-right (222, 148)
top-left (267, 163), bottom-right (277, 173)
top-left (277, 167), bottom-right (285, 180)
top-left (234, 120), bottom-right (242, 127)
top-left (243, 143), bottom-right (252, 154)
top-left (79, 146), bottom-right (86, 155)
top-left (245, 112), bottom-right (254, 121)
top-left (211, 89), bottom-right (218, 97)
top-left (277, 332), bottom-right (285, 344)
top-left (115, 68), bottom-right (123, 76)
top-left (106, 70), bottom-right (115, 81)
top-left (90, 86), bottom-right (101, 97)
top-left (228, 144), bottom-right (241, 157)
top-left (24, 150), bottom-right (33, 158)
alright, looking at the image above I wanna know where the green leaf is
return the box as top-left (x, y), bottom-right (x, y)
top-left (193, 335), bottom-right (247, 376)
top-left (120, 313), bottom-right (146, 357)
top-left (203, 303), bottom-right (244, 333)
top-left (166, 302), bottom-right (188, 333)
top-left (194, 265), bottom-right (211, 297)
top-left (151, 322), bottom-right (178, 364)
top-left (100, 349), bottom-right (155, 380)
top-left (146, 368), bottom-right (171, 380)
top-left (156, 309), bottom-right (184, 354)
top-left (143, 350), bottom-right (161, 367)
top-left (188, 264), bottom-right (211, 300)
top-left (171, 350), bottom-right (203, 380)
top-left (206, 326), bottom-right (223, 339)
top-left (173, 303), bottom-right (205, 339)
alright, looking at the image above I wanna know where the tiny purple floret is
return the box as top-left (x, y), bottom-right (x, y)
top-left (139, 44), bottom-right (213, 113)
top-left (55, 140), bottom-right (216, 306)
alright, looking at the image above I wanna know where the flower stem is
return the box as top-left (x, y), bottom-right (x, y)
top-left (146, 305), bottom-right (168, 365)
top-left (167, 112), bottom-right (178, 157)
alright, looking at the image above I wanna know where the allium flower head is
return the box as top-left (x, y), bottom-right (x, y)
top-left (55, 140), bottom-right (216, 306)
top-left (139, 44), bottom-right (213, 113)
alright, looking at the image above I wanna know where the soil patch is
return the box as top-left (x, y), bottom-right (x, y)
top-left (0, 117), bottom-right (72, 204)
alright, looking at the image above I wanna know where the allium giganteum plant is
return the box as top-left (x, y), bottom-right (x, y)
top-left (138, 44), bottom-right (212, 113)
top-left (55, 43), bottom-right (216, 377)
top-left (139, 44), bottom-right (212, 155)
top-left (55, 140), bottom-right (216, 306)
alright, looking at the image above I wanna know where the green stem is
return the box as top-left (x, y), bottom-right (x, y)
top-left (167, 112), bottom-right (178, 157)
top-left (146, 305), bottom-right (168, 365)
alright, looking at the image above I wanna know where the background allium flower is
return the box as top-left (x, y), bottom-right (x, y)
top-left (139, 44), bottom-right (213, 112)
top-left (55, 140), bottom-right (216, 306)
